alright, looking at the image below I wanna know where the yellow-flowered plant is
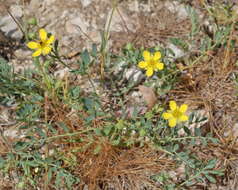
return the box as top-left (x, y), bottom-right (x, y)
top-left (138, 50), bottom-right (164, 77)
top-left (162, 101), bottom-right (188, 127)
top-left (27, 28), bottom-right (55, 57)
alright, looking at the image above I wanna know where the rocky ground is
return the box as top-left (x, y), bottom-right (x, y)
top-left (0, 0), bottom-right (192, 59)
top-left (1, 0), bottom-right (238, 189)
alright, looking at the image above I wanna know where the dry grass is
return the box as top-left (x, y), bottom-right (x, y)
top-left (110, 2), bottom-right (191, 53)
top-left (62, 138), bottom-right (175, 190)
top-left (172, 43), bottom-right (238, 189)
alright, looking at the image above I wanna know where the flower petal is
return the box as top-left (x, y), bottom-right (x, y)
top-left (179, 104), bottom-right (188, 113)
top-left (32, 49), bottom-right (42, 57)
top-left (162, 112), bottom-right (172, 120)
top-left (169, 101), bottom-right (177, 111)
top-left (138, 61), bottom-right (147, 68)
top-left (46, 35), bottom-right (55, 45)
top-left (42, 46), bottom-right (52, 55)
top-left (143, 51), bottom-right (151, 61)
top-left (39, 28), bottom-right (47, 42)
top-left (154, 51), bottom-right (161, 61)
top-left (169, 118), bottom-right (177, 127)
top-left (179, 115), bottom-right (188, 122)
top-left (156, 62), bottom-right (164, 70)
top-left (146, 67), bottom-right (153, 77)
top-left (27, 42), bottom-right (40, 49)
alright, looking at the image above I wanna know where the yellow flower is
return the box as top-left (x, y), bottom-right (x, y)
top-left (162, 101), bottom-right (188, 127)
top-left (138, 50), bottom-right (164, 77)
top-left (27, 28), bottom-right (55, 57)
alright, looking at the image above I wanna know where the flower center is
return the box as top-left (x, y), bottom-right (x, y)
top-left (148, 59), bottom-right (156, 68)
top-left (39, 41), bottom-right (48, 49)
top-left (172, 109), bottom-right (182, 118)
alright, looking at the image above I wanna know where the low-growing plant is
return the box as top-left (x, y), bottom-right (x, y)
top-left (0, 2), bottom-right (231, 189)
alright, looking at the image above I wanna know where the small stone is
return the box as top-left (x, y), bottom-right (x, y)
top-left (45, 0), bottom-right (56, 6)
top-left (224, 123), bottom-right (238, 139)
top-left (0, 15), bottom-right (23, 39)
top-left (125, 68), bottom-right (143, 82)
top-left (54, 68), bottom-right (71, 79)
top-left (3, 128), bottom-right (19, 139)
top-left (81, 0), bottom-right (93, 7)
top-left (65, 16), bottom-right (88, 34)
top-left (87, 31), bottom-right (101, 43)
top-left (130, 91), bottom-right (142, 104)
top-left (28, 0), bottom-right (41, 11)
top-left (164, 1), bottom-right (188, 20)
top-left (10, 5), bottom-right (23, 18)
top-left (14, 49), bottom-right (32, 59)
top-left (105, 7), bottom-right (138, 32)
top-left (167, 43), bottom-right (185, 59)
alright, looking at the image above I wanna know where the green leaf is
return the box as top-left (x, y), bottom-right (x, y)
top-left (201, 138), bottom-right (207, 146)
top-left (103, 126), bottom-right (113, 136)
top-left (94, 128), bottom-right (102, 136)
top-left (139, 129), bottom-right (146, 137)
top-left (14, 141), bottom-right (30, 151)
top-left (183, 126), bottom-right (191, 135)
top-left (57, 122), bottom-right (70, 133)
top-left (209, 137), bottom-right (219, 144)
top-left (208, 170), bottom-right (224, 176)
top-left (56, 170), bottom-right (64, 188)
top-left (173, 144), bottom-right (179, 152)
top-left (189, 138), bottom-right (196, 146)
top-left (116, 120), bottom-right (125, 130)
top-left (189, 112), bottom-right (195, 124)
top-left (112, 138), bottom-right (121, 146)
top-left (54, 39), bottom-right (59, 52)
top-left (194, 127), bottom-right (201, 136)
top-left (91, 43), bottom-right (97, 57)
top-left (205, 174), bottom-right (216, 183)
top-left (81, 49), bottom-right (90, 66)
top-left (46, 124), bottom-right (57, 134)
top-left (47, 167), bottom-right (53, 183)
top-left (170, 38), bottom-right (188, 50)
top-left (185, 180), bottom-right (195, 186)
top-left (93, 145), bottom-right (101, 155)
top-left (186, 5), bottom-right (199, 36)
top-left (204, 159), bottom-right (216, 170)
top-left (35, 127), bottom-right (47, 138)
top-left (0, 157), bottom-right (5, 169)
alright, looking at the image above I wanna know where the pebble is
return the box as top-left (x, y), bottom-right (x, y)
top-left (10, 5), bottom-right (23, 18)
top-left (66, 16), bottom-right (89, 34)
top-left (124, 67), bottom-right (143, 82)
top-left (164, 1), bottom-right (188, 20)
top-left (81, 0), bottom-right (93, 7)
top-left (0, 15), bottom-right (23, 39)
top-left (167, 43), bottom-right (185, 59)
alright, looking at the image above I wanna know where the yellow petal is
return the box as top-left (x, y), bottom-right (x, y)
top-left (169, 118), bottom-right (177, 127)
top-left (156, 62), bottom-right (164, 70)
top-left (143, 51), bottom-right (151, 61)
top-left (154, 51), bottom-right (161, 61)
top-left (39, 28), bottom-right (47, 42)
top-left (42, 46), bottom-right (52, 55)
top-left (179, 115), bottom-right (188, 122)
top-left (179, 104), bottom-right (188, 113)
top-left (27, 42), bottom-right (40, 49)
top-left (169, 101), bottom-right (177, 111)
top-left (32, 49), bottom-right (42, 57)
top-left (138, 61), bottom-right (147, 68)
top-left (162, 112), bottom-right (172, 120)
top-left (46, 35), bottom-right (54, 45)
top-left (146, 67), bottom-right (153, 77)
